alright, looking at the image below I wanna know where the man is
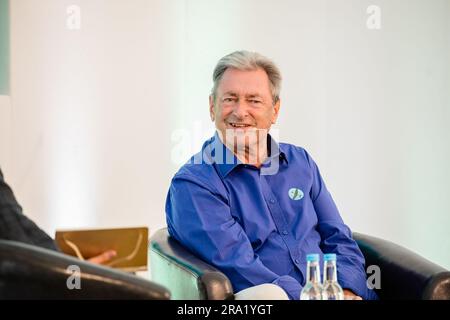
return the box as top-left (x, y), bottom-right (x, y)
top-left (166, 50), bottom-right (378, 300)
top-left (0, 167), bottom-right (116, 264)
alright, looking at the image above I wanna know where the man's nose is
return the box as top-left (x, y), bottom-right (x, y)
top-left (232, 101), bottom-right (249, 119)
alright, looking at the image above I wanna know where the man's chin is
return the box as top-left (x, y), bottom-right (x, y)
top-left (221, 127), bottom-right (268, 136)
top-left (217, 128), bottom-right (268, 149)
top-left (224, 126), bottom-right (257, 133)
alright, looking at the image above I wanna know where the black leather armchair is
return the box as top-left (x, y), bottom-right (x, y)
top-left (149, 228), bottom-right (450, 300)
top-left (354, 232), bottom-right (450, 300)
top-left (0, 239), bottom-right (171, 299)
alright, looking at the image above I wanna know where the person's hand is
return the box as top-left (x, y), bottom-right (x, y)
top-left (87, 250), bottom-right (117, 265)
top-left (343, 289), bottom-right (363, 300)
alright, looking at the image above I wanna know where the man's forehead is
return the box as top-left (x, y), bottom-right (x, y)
top-left (218, 68), bottom-right (271, 89)
top-left (222, 66), bottom-right (267, 77)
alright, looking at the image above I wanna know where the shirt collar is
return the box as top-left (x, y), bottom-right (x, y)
top-left (211, 131), bottom-right (288, 178)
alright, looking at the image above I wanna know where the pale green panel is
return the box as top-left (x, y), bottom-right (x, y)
top-left (399, 58), bottom-right (450, 271)
top-left (406, 146), bottom-right (449, 258)
top-left (149, 248), bottom-right (203, 300)
top-left (0, 0), bottom-right (9, 95)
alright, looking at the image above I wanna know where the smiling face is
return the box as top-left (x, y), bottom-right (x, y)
top-left (209, 67), bottom-right (280, 150)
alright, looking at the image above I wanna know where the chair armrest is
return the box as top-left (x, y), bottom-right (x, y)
top-left (0, 240), bottom-right (171, 299)
top-left (353, 232), bottom-right (450, 300)
top-left (149, 228), bottom-right (234, 300)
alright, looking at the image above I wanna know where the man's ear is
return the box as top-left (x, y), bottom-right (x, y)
top-left (209, 95), bottom-right (215, 122)
top-left (271, 99), bottom-right (281, 124)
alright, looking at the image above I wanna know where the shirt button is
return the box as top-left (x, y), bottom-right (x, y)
top-left (270, 199), bottom-right (275, 204)
top-left (295, 259), bottom-right (300, 264)
top-left (282, 230), bottom-right (288, 235)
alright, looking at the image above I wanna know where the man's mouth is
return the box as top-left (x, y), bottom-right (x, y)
top-left (228, 122), bottom-right (253, 128)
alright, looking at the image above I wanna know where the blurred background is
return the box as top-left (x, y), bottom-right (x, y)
top-left (0, 0), bottom-right (449, 269)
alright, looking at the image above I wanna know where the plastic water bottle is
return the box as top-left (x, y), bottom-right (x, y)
top-left (300, 254), bottom-right (323, 300)
top-left (322, 253), bottom-right (344, 300)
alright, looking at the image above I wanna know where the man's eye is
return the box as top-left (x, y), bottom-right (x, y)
top-left (250, 100), bottom-right (261, 104)
top-left (224, 98), bottom-right (235, 102)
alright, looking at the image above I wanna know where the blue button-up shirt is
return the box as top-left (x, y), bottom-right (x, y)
top-left (166, 132), bottom-right (378, 300)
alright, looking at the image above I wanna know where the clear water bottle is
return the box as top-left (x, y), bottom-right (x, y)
top-left (300, 253), bottom-right (323, 300)
top-left (322, 253), bottom-right (344, 300)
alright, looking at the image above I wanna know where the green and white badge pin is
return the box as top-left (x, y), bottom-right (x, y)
top-left (288, 188), bottom-right (304, 200)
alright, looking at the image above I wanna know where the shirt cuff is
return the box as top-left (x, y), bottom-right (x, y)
top-left (338, 266), bottom-right (379, 300)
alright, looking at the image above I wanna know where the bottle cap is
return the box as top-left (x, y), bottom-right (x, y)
top-left (324, 253), bottom-right (337, 261)
top-left (306, 253), bottom-right (320, 262)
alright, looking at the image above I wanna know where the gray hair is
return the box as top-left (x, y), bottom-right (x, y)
top-left (211, 50), bottom-right (282, 104)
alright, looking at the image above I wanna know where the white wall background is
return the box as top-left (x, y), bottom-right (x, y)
top-left (1, 0), bottom-right (449, 269)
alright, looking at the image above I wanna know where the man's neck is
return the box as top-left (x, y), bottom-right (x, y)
top-left (233, 144), bottom-right (268, 168)
top-left (217, 129), bottom-right (271, 167)
top-left (224, 132), bottom-right (269, 168)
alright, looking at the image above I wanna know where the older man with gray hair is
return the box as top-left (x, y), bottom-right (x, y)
top-left (166, 50), bottom-right (378, 300)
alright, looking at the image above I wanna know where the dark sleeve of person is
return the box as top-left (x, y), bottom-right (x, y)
top-left (0, 167), bottom-right (58, 251)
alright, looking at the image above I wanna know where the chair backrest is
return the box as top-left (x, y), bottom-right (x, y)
top-left (353, 232), bottom-right (450, 300)
top-left (149, 228), bottom-right (234, 300)
top-left (0, 239), bottom-right (171, 299)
